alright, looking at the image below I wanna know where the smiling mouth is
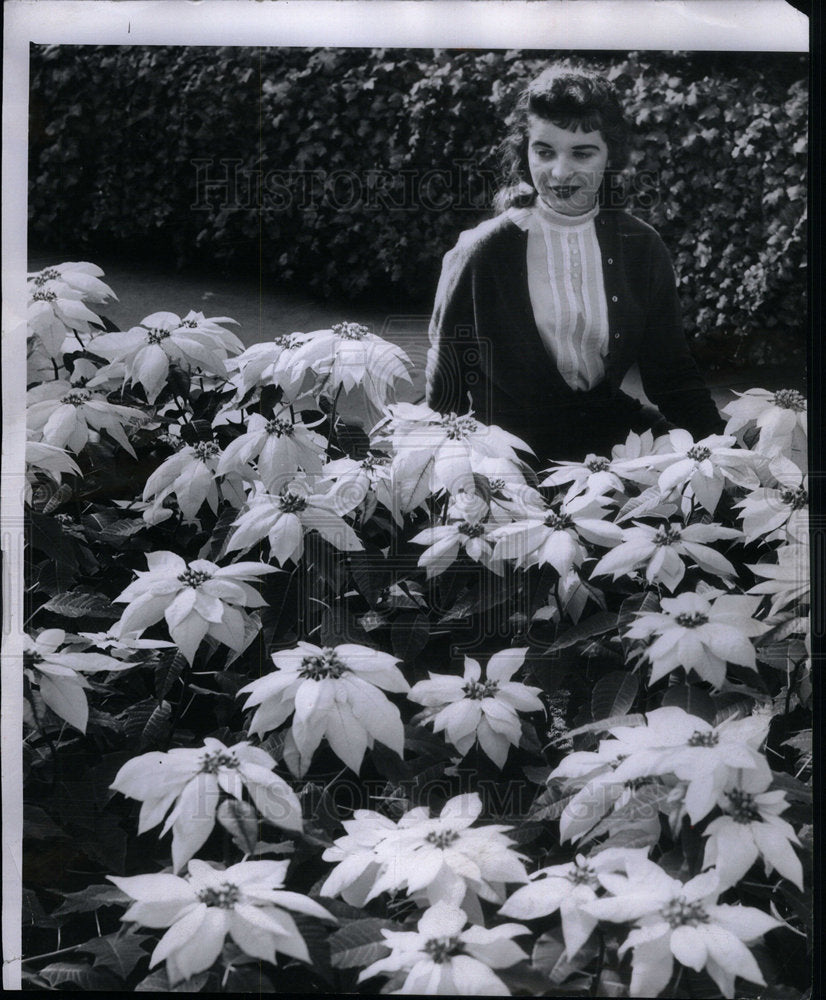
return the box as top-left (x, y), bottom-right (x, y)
top-left (550, 185), bottom-right (581, 199)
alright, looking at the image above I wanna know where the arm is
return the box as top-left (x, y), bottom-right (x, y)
top-left (425, 242), bottom-right (480, 417)
top-left (638, 237), bottom-right (725, 439)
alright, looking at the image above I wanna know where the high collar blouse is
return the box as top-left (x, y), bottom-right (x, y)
top-left (509, 199), bottom-right (609, 391)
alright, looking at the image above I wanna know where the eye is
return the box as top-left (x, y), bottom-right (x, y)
top-left (574, 150), bottom-right (595, 161)
top-left (532, 147), bottom-right (555, 161)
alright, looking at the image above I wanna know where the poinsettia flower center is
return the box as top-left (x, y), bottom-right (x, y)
top-left (278, 491), bottom-right (308, 513)
top-left (147, 327), bottom-right (172, 344)
top-left (361, 454), bottom-right (389, 470)
top-left (772, 389), bottom-right (805, 412)
top-left (425, 829), bottom-right (461, 849)
top-left (440, 414), bottom-right (478, 439)
top-left (177, 568), bottom-right (213, 588)
top-left (61, 390), bottom-right (92, 406)
top-left (624, 777), bottom-right (654, 791)
top-left (33, 268), bottom-right (61, 286)
top-left (32, 287), bottom-right (58, 303)
top-left (25, 651), bottom-right (45, 667)
top-left (544, 510), bottom-right (574, 530)
top-left (489, 478), bottom-right (506, 491)
top-left (687, 730), bottom-right (720, 748)
top-left (197, 881), bottom-right (241, 909)
top-left (423, 935), bottom-right (464, 963)
top-left (266, 418), bottom-right (294, 437)
top-left (179, 318), bottom-right (199, 329)
top-left (567, 861), bottom-right (599, 887)
top-left (654, 524), bottom-right (682, 546)
top-left (332, 321), bottom-right (369, 341)
top-left (686, 445), bottom-right (712, 461)
top-left (273, 334), bottom-right (299, 349)
top-left (586, 456), bottom-right (610, 472)
top-left (674, 611), bottom-right (710, 628)
top-left (724, 787), bottom-right (762, 824)
top-left (192, 441), bottom-right (220, 461)
top-left (780, 486), bottom-right (807, 509)
top-left (660, 895), bottom-right (711, 928)
top-left (458, 522), bottom-right (485, 538)
top-left (199, 749), bottom-right (238, 774)
top-left (299, 647), bottom-right (348, 680)
top-left (463, 678), bottom-right (499, 700)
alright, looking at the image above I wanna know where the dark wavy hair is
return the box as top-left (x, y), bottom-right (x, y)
top-left (494, 67), bottom-right (630, 213)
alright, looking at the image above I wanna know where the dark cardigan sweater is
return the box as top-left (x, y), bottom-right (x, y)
top-left (425, 207), bottom-right (724, 461)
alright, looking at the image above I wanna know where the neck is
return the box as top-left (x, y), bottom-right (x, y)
top-left (534, 196), bottom-right (599, 227)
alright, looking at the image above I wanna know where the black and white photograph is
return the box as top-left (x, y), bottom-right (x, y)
top-left (2, 1), bottom-right (814, 995)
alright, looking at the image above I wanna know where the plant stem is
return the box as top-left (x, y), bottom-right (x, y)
top-left (589, 931), bottom-right (605, 996)
top-left (22, 943), bottom-right (82, 964)
top-left (326, 383), bottom-right (344, 452)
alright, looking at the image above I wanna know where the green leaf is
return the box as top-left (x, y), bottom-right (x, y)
top-left (329, 918), bottom-right (396, 969)
top-left (135, 968), bottom-right (210, 991)
top-left (391, 612), bottom-right (430, 661)
top-left (52, 883), bottom-right (130, 917)
top-left (532, 927), bottom-right (600, 984)
top-left (591, 671), bottom-right (639, 721)
top-left (154, 651), bottom-right (188, 700)
top-left (216, 798), bottom-right (259, 854)
top-left (38, 961), bottom-right (121, 990)
top-left (77, 931), bottom-right (152, 980)
top-left (659, 684), bottom-right (716, 723)
top-left (120, 698), bottom-right (173, 749)
top-left (41, 589), bottom-right (120, 619)
top-left (545, 611), bottom-right (617, 651)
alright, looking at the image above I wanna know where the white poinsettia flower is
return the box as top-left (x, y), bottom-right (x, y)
top-left (113, 551), bottom-right (277, 664)
top-left (289, 322), bottom-right (412, 414)
top-left (550, 707), bottom-right (772, 839)
top-left (358, 900), bottom-right (528, 995)
top-left (24, 440), bottom-right (81, 502)
top-left (24, 629), bottom-right (133, 733)
top-left (747, 540), bottom-right (809, 617)
top-left (224, 332), bottom-right (319, 402)
top-left (592, 520), bottom-right (742, 592)
top-left (238, 642), bottom-right (409, 777)
top-left (142, 440), bottom-right (244, 524)
top-left (110, 737), bottom-right (303, 871)
top-left (226, 477), bottom-right (363, 565)
top-left (216, 410), bottom-right (326, 492)
top-left (409, 649), bottom-right (543, 768)
top-left (722, 387), bottom-right (807, 459)
top-left (321, 792), bottom-right (528, 914)
top-left (584, 857), bottom-right (780, 998)
top-left (27, 262), bottom-right (115, 358)
top-left (411, 516), bottom-right (500, 578)
top-left (316, 453), bottom-right (394, 518)
top-left (625, 590), bottom-right (770, 688)
top-left (540, 452), bottom-right (625, 502)
top-left (702, 767), bottom-right (803, 891)
top-left (735, 454), bottom-right (808, 545)
top-left (499, 848), bottom-right (648, 958)
top-left (614, 430), bottom-right (759, 516)
top-left (26, 380), bottom-right (143, 457)
top-left (87, 310), bottom-right (243, 404)
top-left (373, 403), bottom-right (533, 517)
top-left (489, 492), bottom-right (622, 576)
top-left (110, 858), bottom-right (335, 985)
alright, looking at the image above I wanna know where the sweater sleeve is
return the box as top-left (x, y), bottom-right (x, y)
top-left (425, 241), bottom-right (480, 416)
top-left (638, 237), bottom-right (725, 439)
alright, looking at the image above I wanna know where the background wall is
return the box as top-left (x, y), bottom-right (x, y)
top-left (28, 46), bottom-right (807, 368)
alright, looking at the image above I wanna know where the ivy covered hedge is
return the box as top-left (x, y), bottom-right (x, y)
top-left (29, 46), bottom-right (807, 366)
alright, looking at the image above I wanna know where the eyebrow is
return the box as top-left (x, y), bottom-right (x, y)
top-left (530, 140), bottom-right (602, 151)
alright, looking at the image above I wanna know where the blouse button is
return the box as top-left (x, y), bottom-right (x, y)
top-left (607, 257), bottom-right (614, 264)
top-left (614, 333), bottom-right (620, 340)
top-left (611, 295), bottom-right (618, 302)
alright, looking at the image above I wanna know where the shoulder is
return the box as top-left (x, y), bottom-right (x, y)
top-left (601, 208), bottom-right (664, 243)
top-left (443, 212), bottom-right (523, 264)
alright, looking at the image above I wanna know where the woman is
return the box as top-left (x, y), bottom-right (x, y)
top-left (425, 67), bottom-right (724, 464)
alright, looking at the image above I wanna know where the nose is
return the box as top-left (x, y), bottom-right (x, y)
top-left (549, 156), bottom-right (574, 182)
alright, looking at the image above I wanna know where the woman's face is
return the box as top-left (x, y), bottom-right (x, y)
top-left (526, 115), bottom-right (609, 216)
